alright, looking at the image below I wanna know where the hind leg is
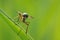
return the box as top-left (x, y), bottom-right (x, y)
top-left (22, 18), bottom-right (30, 34)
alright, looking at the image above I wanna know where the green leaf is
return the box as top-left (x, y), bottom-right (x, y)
top-left (0, 9), bottom-right (34, 40)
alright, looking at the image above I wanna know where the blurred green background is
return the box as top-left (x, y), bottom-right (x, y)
top-left (0, 0), bottom-right (60, 40)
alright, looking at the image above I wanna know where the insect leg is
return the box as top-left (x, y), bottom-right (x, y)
top-left (26, 25), bottom-right (29, 34)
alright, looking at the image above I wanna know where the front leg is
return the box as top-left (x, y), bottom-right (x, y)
top-left (17, 17), bottom-right (20, 24)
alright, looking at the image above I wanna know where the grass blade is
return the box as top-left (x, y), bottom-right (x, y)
top-left (0, 9), bottom-right (34, 40)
